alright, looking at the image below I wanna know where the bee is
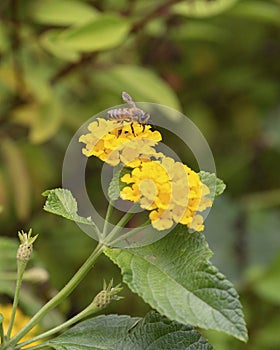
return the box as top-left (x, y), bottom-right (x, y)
top-left (107, 91), bottom-right (150, 136)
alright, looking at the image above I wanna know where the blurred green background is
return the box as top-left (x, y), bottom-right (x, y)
top-left (0, 0), bottom-right (280, 349)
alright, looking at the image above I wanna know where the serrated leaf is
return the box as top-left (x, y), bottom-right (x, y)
top-left (27, 0), bottom-right (98, 25)
top-left (47, 314), bottom-right (139, 350)
top-left (53, 15), bottom-right (130, 52)
top-left (118, 311), bottom-right (214, 350)
top-left (108, 167), bottom-right (131, 202)
top-left (42, 188), bottom-right (94, 226)
top-left (199, 171), bottom-right (226, 199)
top-left (105, 225), bottom-right (248, 341)
top-left (172, 0), bottom-right (238, 18)
top-left (108, 168), bottom-right (122, 202)
top-left (47, 312), bottom-right (214, 350)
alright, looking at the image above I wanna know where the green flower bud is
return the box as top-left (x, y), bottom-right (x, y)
top-left (17, 229), bottom-right (38, 262)
top-left (93, 279), bottom-right (123, 309)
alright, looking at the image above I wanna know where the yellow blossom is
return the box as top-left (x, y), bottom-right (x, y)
top-left (79, 114), bottom-right (213, 233)
top-left (0, 304), bottom-right (40, 348)
top-left (120, 155), bottom-right (212, 232)
top-left (79, 118), bottom-right (161, 166)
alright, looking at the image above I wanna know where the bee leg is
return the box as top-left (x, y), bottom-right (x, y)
top-left (142, 123), bottom-right (145, 132)
top-left (130, 122), bottom-right (136, 136)
top-left (117, 128), bottom-right (122, 137)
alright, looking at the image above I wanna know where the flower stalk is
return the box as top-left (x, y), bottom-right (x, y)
top-left (2, 242), bottom-right (105, 349)
top-left (6, 230), bottom-right (37, 340)
top-left (15, 280), bottom-right (122, 349)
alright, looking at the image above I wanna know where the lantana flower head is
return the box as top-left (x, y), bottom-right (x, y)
top-left (120, 155), bottom-right (212, 232)
top-left (79, 118), bottom-right (161, 166)
top-left (80, 114), bottom-right (212, 232)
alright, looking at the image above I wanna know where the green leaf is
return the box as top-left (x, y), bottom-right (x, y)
top-left (1, 138), bottom-right (31, 220)
top-left (12, 101), bottom-right (63, 143)
top-left (118, 311), bottom-right (214, 350)
top-left (0, 237), bottom-right (17, 272)
top-left (47, 314), bottom-right (139, 350)
top-left (108, 168), bottom-right (122, 202)
top-left (97, 65), bottom-right (181, 110)
top-left (173, 21), bottom-right (227, 43)
top-left (172, 0), bottom-right (238, 18)
top-left (0, 238), bottom-right (18, 294)
top-left (227, 1), bottom-right (280, 26)
top-left (40, 29), bottom-right (81, 62)
top-left (52, 15), bottom-right (130, 52)
top-left (253, 252), bottom-right (280, 304)
top-left (108, 166), bottom-right (130, 202)
top-left (42, 188), bottom-right (94, 226)
top-left (47, 312), bottom-right (214, 350)
top-left (199, 171), bottom-right (226, 199)
top-left (30, 101), bottom-right (63, 143)
top-left (27, 0), bottom-right (98, 25)
top-left (105, 225), bottom-right (248, 342)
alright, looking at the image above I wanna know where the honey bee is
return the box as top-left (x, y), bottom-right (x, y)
top-left (107, 91), bottom-right (150, 135)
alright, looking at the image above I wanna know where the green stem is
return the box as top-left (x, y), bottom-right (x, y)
top-left (102, 200), bottom-right (114, 239)
top-left (109, 220), bottom-right (150, 246)
top-left (6, 260), bottom-right (27, 339)
top-left (2, 242), bottom-right (105, 349)
top-left (16, 302), bottom-right (100, 349)
top-left (103, 206), bottom-right (137, 245)
top-left (0, 314), bottom-right (4, 345)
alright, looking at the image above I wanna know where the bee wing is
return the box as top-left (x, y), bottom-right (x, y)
top-left (122, 91), bottom-right (136, 108)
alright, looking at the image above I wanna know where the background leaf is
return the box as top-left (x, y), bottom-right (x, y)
top-left (51, 15), bottom-right (130, 52)
top-left (1, 138), bottom-right (31, 220)
top-left (27, 0), bottom-right (98, 25)
top-left (96, 65), bottom-right (181, 110)
top-left (0, 237), bottom-right (17, 294)
top-left (105, 225), bottom-right (248, 341)
top-left (172, 0), bottom-right (238, 18)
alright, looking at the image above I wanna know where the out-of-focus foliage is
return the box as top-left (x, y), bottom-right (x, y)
top-left (0, 0), bottom-right (280, 349)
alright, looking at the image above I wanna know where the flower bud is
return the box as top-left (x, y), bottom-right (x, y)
top-left (93, 279), bottom-right (123, 309)
top-left (17, 229), bottom-right (38, 263)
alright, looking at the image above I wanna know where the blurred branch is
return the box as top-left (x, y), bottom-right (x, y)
top-left (131, 0), bottom-right (183, 34)
top-left (241, 189), bottom-right (280, 211)
top-left (50, 53), bottom-right (98, 85)
top-left (49, 0), bottom-right (183, 85)
top-left (233, 210), bottom-right (248, 272)
top-left (121, 0), bottom-right (136, 16)
top-left (9, 0), bottom-right (26, 93)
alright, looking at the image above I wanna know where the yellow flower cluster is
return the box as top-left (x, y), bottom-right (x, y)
top-left (79, 118), bottom-right (161, 166)
top-left (80, 116), bottom-right (212, 232)
top-left (0, 304), bottom-right (40, 348)
top-left (120, 156), bottom-right (212, 231)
